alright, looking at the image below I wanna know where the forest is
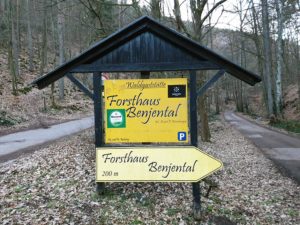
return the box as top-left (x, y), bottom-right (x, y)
top-left (0, 0), bottom-right (299, 133)
top-left (1, 1), bottom-right (300, 224)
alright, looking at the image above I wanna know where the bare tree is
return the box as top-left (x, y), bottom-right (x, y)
top-left (261, 0), bottom-right (274, 117)
top-left (261, 0), bottom-right (274, 116)
top-left (173, 0), bottom-right (227, 142)
top-left (26, 0), bottom-right (34, 71)
top-left (173, 0), bottom-right (191, 36)
top-left (248, 0), bottom-right (268, 110)
top-left (57, 0), bottom-right (65, 100)
top-left (8, 0), bottom-right (19, 95)
top-left (39, 1), bottom-right (48, 76)
top-left (296, 35), bottom-right (300, 105)
top-left (150, 0), bottom-right (163, 20)
top-left (274, 0), bottom-right (284, 117)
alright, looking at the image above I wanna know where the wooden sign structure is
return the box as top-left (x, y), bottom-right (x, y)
top-left (30, 16), bottom-right (261, 219)
top-left (99, 77), bottom-right (222, 182)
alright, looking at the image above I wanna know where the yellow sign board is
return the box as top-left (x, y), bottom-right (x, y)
top-left (96, 147), bottom-right (222, 182)
top-left (104, 78), bottom-right (188, 143)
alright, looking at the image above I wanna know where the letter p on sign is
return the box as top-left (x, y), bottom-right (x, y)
top-left (178, 132), bottom-right (186, 141)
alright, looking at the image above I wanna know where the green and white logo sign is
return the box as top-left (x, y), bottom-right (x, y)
top-left (107, 109), bottom-right (126, 128)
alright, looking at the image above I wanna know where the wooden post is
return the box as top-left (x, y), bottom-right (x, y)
top-left (190, 70), bottom-right (201, 220)
top-left (93, 72), bottom-right (105, 194)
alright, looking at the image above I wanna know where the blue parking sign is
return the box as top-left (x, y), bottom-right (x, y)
top-left (178, 132), bottom-right (186, 141)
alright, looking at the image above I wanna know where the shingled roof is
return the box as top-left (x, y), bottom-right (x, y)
top-left (31, 16), bottom-right (261, 89)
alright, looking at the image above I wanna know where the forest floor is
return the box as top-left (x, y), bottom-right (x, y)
top-left (0, 49), bottom-right (94, 136)
top-left (1, 116), bottom-right (299, 225)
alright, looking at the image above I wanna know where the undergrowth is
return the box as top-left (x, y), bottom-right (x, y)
top-left (270, 120), bottom-right (300, 134)
top-left (0, 110), bottom-right (21, 126)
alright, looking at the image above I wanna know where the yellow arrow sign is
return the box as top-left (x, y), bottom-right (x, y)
top-left (96, 146), bottom-right (222, 182)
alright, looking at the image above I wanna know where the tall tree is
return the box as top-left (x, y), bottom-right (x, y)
top-left (8, 0), bottom-right (19, 95)
top-left (57, 0), bottom-right (65, 100)
top-left (261, 0), bottom-right (274, 116)
top-left (274, 0), bottom-right (284, 117)
top-left (249, 0), bottom-right (268, 111)
top-left (15, 0), bottom-right (20, 73)
top-left (296, 35), bottom-right (300, 104)
top-left (173, 0), bottom-right (227, 142)
top-left (190, 0), bottom-right (226, 141)
top-left (173, 0), bottom-right (191, 36)
top-left (26, 0), bottom-right (34, 71)
top-left (39, 1), bottom-right (48, 76)
top-left (150, 0), bottom-right (163, 20)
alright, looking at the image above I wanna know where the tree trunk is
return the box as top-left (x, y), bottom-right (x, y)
top-left (150, 0), bottom-right (162, 20)
top-left (12, 0), bottom-right (19, 78)
top-left (51, 83), bottom-right (56, 107)
top-left (249, 0), bottom-right (268, 114)
top-left (296, 36), bottom-right (300, 106)
top-left (26, 0), bottom-right (34, 71)
top-left (274, 0), bottom-right (284, 117)
top-left (0, 1), bottom-right (5, 14)
top-left (39, 4), bottom-right (48, 76)
top-left (172, 0), bottom-right (226, 142)
top-left (261, 0), bottom-right (274, 116)
top-left (207, 90), bottom-right (212, 114)
top-left (173, 0), bottom-right (190, 36)
top-left (48, 2), bottom-right (57, 107)
top-left (57, 0), bottom-right (65, 100)
top-left (8, 0), bottom-right (18, 95)
top-left (15, 0), bottom-right (20, 75)
top-left (215, 84), bottom-right (220, 114)
top-left (197, 71), bottom-right (211, 142)
top-left (235, 80), bottom-right (244, 112)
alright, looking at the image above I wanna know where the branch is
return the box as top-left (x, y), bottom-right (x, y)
top-left (78, 0), bottom-right (106, 33)
top-left (173, 0), bottom-right (192, 37)
top-left (201, 6), bottom-right (225, 41)
top-left (199, 0), bottom-right (208, 20)
top-left (201, 0), bottom-right (227, 25)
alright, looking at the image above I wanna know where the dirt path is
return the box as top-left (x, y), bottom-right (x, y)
top-left (224, 111), bottom-right (300, 184)
top-left (0, 116), bottom-right (94, 162)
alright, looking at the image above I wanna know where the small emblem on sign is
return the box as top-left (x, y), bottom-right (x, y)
top-left (107, 109), bottom-right (126, 128)
top-left (168, 85), bottom-right (186, 98)
top-left (178, 132), bottom-right (187, 141)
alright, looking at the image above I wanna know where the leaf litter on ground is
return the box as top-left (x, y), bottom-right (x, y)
top-left (0, 116), bottom-right (299, 225)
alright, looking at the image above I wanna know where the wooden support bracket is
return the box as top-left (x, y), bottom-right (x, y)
top-left (197, 70), bottom-right (225, 97)
top-left (66, 73), bottom-right (93, 100)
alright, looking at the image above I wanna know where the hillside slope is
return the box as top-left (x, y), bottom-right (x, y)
top-left (0, 49), bottom-right (93, 135)
top-left (283, 84), bottom-right (300, 120)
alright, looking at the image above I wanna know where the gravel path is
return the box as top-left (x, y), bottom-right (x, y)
top-left (0, 117), bottom-right (299, 224)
